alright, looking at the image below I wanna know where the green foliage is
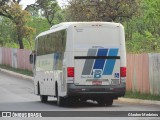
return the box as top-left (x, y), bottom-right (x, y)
top-left (0, 1), bottom-right (36, 49)
top-left (27, 17), bottom-right (50, 35)
top-left (0, 17), bottom-right (17, 47)
top-left (125, 91), bottom-right (160, 101)
top-left (27, 0), bottom-right (62, 26)
top-left (0, 16), bottom-right (36, 49)
top-left (127, 31), bottom-right (160, 53)
top-left (66, 0), bottom-right (139, 22)
top-left (53, 9), bottom-right (65, 24)
top-left (125, 0), bottom-right (160, 53)
top-left (39, 0), bottom-right (61, 26)
top-left (5, 42), bottom-right (19, 48)
top-left (0, 0), bottom-right (64, 49)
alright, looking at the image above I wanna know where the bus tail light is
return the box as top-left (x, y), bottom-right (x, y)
top-left (120, 67), bottom-right (126, 77)
top-left (67, 67), bottom-right (74, 77)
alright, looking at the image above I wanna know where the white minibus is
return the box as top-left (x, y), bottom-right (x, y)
top-left (30, 22), bottom-right (126, 106)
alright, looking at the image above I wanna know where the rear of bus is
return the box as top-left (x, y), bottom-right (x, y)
top-left (66, 22), bottom-right (126, 104)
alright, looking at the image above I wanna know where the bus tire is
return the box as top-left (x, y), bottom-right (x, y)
top-left (37, 82), bottom-right (40, 95)
top-left (57, 96), bottom-right (66, 107)
top-left (65, 97), bottom-right (78, 106)
top-left (56, 83), bottom-right (65, 106)
top-left (97, 99), bottom-right (113, 106)
top-left (40, 95), bottom-right (48, 103)
top-left (105, 99), bottom-right (113, 106)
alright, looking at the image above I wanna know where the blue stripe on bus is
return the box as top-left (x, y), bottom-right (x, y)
top-left (92, 49), bottom-right (108, 70)
top-left (103, 48), bottom-right (118, 75)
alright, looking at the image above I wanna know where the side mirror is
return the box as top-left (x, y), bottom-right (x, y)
top-left (29, 54), bottom-right (34, 64)
top-left (29, 51), bottom-right (36, 64)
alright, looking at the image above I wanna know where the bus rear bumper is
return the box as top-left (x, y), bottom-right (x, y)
top-left (67, 83), bottom-right (125, 99)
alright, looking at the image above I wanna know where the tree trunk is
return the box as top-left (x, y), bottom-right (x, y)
top-left (17, 32), bottom-right (24, 49)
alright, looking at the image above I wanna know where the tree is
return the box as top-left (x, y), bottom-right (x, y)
top-left (26, 0), bottom-right (62, 27)
top-left (0, 0), bottom-right (35, 49)
top-left (66, 0), bottom-right (139, 22)
top-left (0, 17), bottom-right (15, 46)
top-left (0, 0), bottom-right (64, 49)
top-left (125, 0), bottom-right (160, 53)
top-left (27, 17), bottom-right (50, 35)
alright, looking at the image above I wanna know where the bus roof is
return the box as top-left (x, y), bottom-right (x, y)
top-left (36, 22), bottom-right (122, 39)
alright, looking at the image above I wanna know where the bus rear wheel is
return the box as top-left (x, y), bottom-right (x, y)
top-left (56, 84), bottom-right (66, 106)
top-left (40, 95), bottom-right (48, 103)
top-left (57, 96), bottom-right (66, 106)
top-left (97, 98), bottom-right (113, 106)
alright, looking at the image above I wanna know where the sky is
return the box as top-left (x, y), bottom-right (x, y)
top-left (20, 0), bottom-right (67, 9)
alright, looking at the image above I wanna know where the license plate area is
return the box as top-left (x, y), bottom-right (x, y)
top-left (92, 81), bottom-right (102, 85)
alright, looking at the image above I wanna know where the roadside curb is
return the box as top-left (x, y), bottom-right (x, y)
top-left (0, 68), bottom-right (33, 81)
top-left (118, 98), bottom-right (160, 106)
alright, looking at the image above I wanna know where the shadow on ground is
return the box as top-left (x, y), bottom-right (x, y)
top-left (45, 100), bottom-right (120, 108)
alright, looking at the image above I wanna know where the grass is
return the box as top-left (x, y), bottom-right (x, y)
top-left (125, 91), bottom-right (160, 101)
top-left (0, 64), bottom-right (33, 77)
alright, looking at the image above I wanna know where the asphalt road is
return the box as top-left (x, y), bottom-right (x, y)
top-left (0, 71), bottom-right (160, 120)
